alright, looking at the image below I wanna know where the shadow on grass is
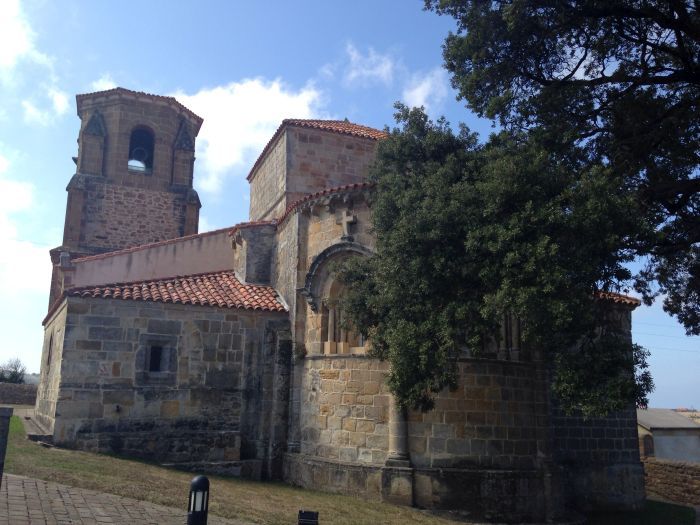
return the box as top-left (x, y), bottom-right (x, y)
top-left (586, 499), bottom-right (696, 525)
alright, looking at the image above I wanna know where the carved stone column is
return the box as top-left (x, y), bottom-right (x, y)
top-left (385, 395), bottom-right (410, 467)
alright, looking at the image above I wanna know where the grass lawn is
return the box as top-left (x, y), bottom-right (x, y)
top-left (4, 416), bottom-right (463, 525)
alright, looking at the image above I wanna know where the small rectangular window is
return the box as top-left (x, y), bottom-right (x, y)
top-left (149, 345), bottom-right (163, 372)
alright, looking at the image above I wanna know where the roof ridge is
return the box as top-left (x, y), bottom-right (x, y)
top-left (72, 226), bottom-right (234, 263)
top-left (66, 268), bottom-right (240, 293)
top-left (247, 119), bottom-right (387, 182)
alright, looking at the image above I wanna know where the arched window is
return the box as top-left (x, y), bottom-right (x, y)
top-left (127, 127), bottom-right (155, 173)
top-left (300, 242), bottom-right (373, 355)
top-left (320, 279), bottom-right (364, 354)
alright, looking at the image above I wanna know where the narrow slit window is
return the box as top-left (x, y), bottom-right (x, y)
top-left (149, 345), bottom-right (163, 372)
top-left (46, 334), bottom-right (53, 366)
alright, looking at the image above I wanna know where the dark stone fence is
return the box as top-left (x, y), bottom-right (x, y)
top-left (0, 383), bottom-right (37, 406)
top-left (642, 457), bottom-right (700, 506)
top-left (0, 407), bottom-right (13, 488)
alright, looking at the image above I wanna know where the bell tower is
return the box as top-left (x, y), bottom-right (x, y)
top-left (48, 87), bottom-right (204, 306)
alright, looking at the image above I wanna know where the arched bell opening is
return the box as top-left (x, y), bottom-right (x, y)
top-left (127, 126), bottom-right (155, 173)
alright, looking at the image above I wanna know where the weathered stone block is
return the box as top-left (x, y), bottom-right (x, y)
top-left (88, 327), bottom-right (123, 341)
top-left (76, 340), bottom-right (102, 350)
top-left (147, 320), bottom-right (181, 334)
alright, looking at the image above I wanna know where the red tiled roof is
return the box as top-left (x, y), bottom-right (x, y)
top-left (73, 226), bottom-right (233, 263)
top-left (247, 119), bottom-right (387, 182)
top-left (595, 291), bottom-right (641, 307)
top-left (76, 87), bottom-right (203, 128)
top-left (65, 270), bottom-right (286, 312)
top-left (284, 119), bottom-right (388, 141)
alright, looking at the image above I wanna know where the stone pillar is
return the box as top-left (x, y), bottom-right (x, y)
top-left (386, 396), bottom-right (409, 467)
top-left (286, 347), bottom-right (303, 454)
top-left (0, 407), bottom-right (13, 489)
top-left (381, 395), bottom-right (413, 506)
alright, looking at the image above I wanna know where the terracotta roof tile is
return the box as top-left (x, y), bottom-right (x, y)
top-left (247, 119), bottom-right (387, 182)
top-left (284, 119), bottom-right (388, 141)
top-left (594, 291), bottom-right (641, 307)
top-left (64, 270), bottom-right (286, 313)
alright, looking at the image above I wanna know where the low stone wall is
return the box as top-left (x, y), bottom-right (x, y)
top-left (643, 457), bottom-right (700, 506)
top-left (283, 452), bottom-right (549, 522)
top-left (0, 383), bottom-right (37, 406)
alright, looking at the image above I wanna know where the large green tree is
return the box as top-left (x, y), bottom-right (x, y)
top-left (338, 105), bottom-right (653, 416)
top-left (425, 0), bottom-right (700, 333)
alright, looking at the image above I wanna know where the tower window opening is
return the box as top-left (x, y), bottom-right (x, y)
top-left (128, 127), bottom-right (155, 173)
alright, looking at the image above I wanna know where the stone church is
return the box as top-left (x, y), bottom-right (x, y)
top-left (36, 87), bottom-right (645, 522)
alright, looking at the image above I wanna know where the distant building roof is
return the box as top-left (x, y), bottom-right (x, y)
top-left (637, 408), bottom-right (700, 430)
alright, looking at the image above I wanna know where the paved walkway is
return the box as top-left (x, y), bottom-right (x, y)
top-left (0, 474), bottom-right (249, 525)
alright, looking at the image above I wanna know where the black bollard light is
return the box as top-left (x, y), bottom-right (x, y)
top-left (187, 475), bottom-right (210, 525)
top-left (298, 509), bottom-right (319, 525)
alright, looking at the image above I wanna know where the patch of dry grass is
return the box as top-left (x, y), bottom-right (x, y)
top-left (5, 417), bottom-right (465, 525)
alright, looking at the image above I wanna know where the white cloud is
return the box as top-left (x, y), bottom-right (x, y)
top-left (0, 149), bottom-right (52, 295)
top-left (172, 78), bottom-right (325, 193)
top-left (49, 88), bottom-right (69, 115)
top-left (198, 216), bottom-right (214, 233)
top-left (21, 86), bottom-right (71, 126)
top-left (344, 43), bottom-right (395, 87)
top-left (90, 74), bottom-right (117, 92)
top-left (0, 0), bottom-right (70, 129)
top-left (402, 68), bottom-right (449, 112)
top-left (21, 99), bottom-right (51, 126)
top-left (0, 0), bottom-right (50, 72)
top-left (0, 153), bottom-right (9, 174)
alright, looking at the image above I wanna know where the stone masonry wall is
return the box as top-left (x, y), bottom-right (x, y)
top-left (286, 128), bottom-right (377, 205)
top-left (79, 178), bottom-right (188, 253)
top-left (248, 127), bottom-right (378, 222)
top-left (35, 302), bottom-right (68, 433)
top-left (643, 457), bottom-right (700, 506)
top-left (408, 359), bottom-right (547, 471)
top-left (0, 384), bottom-right (37, 406)
top-left (550, 408), bottom-right (644, 511)
top-left (272, 215), bottom-right (299, 315)
top-left (249, 133), bottom-right (287, 221)
top-left (300, 356), bottom-right (392, 465)
top-left (39, 296), bottom-right (287, 470)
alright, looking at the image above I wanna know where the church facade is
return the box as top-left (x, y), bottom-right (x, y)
top-left (36, 88), bottom-right (644, 522)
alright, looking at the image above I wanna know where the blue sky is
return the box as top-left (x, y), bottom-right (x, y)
top-left (0, 0), bottom-right (696, 407)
